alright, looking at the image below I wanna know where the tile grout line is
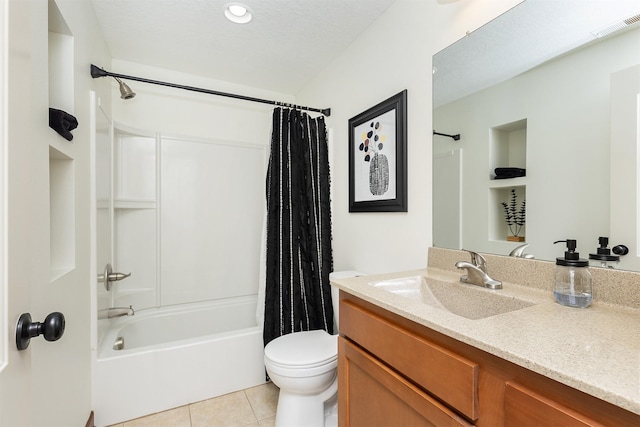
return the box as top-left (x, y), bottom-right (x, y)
top-left (244, 389), bottom-right (261, 423)
top-left (111, 384), bottom-right (278, 427)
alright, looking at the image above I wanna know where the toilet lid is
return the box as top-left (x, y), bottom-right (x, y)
top-left (265, 330), bottom-right (337, 368)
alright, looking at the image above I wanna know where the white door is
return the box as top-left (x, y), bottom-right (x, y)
top-left (0, 1), bottom-right (32, 425)
top-left (0, 0), bottom-right (92, 425)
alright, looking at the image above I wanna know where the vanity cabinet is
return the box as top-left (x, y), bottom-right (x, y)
top-left (338, 293), bottom-right (639, 427)
top-left (339, 339), bottom-right (471, 427)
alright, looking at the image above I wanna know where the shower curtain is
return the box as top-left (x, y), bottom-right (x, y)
top-left (263, 108), bottom-right (333, 346)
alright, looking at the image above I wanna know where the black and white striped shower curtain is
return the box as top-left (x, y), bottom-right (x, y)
top-left (263, 108), bottom-right (333, 347)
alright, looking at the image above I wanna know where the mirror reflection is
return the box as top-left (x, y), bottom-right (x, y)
top-left (432, 0), bottom-right (640, 271)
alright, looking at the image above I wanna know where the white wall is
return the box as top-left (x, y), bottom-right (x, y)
top-left (610, 64), bottom-right (640, 271)
top-left (110, 59), bottom-right (295, 141)
top-left (433, 27), bottom-right (640, 262)
top-left (297, 0), bottom-right (523, 274)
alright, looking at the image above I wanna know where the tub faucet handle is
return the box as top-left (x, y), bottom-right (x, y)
top-left (98, 264), bottom-right (132, 290)
top-left (109, 272), bottom-right (131, 281)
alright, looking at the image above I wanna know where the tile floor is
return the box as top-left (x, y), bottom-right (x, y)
top-left (106, 382), bottom-right (279, 427)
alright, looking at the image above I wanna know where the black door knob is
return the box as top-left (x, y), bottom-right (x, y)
top-left (16, 312), bottom-right (65, 351)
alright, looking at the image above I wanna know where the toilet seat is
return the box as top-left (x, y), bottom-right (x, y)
top-left (265, 330), bottom-right (337, 371)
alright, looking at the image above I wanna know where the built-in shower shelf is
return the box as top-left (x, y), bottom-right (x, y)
top-left (114, 199), bottom-right (156, 209)
top-left (488, 177), bottom-right (527, 188)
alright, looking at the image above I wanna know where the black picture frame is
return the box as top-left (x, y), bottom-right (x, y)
top-left (349, 90), bottom-right (407, 212)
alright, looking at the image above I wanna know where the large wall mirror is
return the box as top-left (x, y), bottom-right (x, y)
top-left (433, 0), bottom-right (640, 271)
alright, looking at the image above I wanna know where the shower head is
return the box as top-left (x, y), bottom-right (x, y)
top-left (90, 65), bottom-right (136, 100)
top-left (114, 77), bottom-right (136, 100)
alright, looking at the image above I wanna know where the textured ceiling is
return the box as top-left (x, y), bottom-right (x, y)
top-left (91, 0), bottom-right (640, 102)
top-left (433, 0), bottom-right (640, 107)
top-left (91, 0), bottom-right (397, 94)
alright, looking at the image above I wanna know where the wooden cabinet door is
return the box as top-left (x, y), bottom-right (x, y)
top-left (340, 299), bottom-right (479, 420)
top-left (338, 337), bottom-right (472, 427)
top-left (504, 382), bottom-right (606, 427)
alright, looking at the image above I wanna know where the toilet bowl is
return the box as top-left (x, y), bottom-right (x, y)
top-left (264, 271), bottom-right (363, 427)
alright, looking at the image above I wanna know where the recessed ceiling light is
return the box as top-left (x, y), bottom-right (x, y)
top-left (224, 3), bottom-right (252, 24)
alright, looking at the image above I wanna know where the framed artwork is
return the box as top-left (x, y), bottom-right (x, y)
top-left (349, 90), bottom-right (407, 212)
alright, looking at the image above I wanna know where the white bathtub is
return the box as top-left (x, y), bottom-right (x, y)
top-left (93, 296), bottom-right (266, 427)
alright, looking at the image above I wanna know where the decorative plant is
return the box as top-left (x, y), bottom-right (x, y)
top-left (501, 189), bottom-right (526, 237)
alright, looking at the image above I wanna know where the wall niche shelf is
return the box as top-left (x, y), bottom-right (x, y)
top-left (48, 0), bottom-right (74, 115)
top-left (488, 119), bottom-right (527, 243)
top-left (489, 184), bottom-right (526, 244)
top-left (489, 176), bottom-right (527, 188)
top-left (49, 146), bottom-right (75, 282)
top-left (490, 118), bottom-right (527, 180)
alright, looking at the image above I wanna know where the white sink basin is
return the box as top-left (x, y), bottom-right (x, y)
top-left (369, 276), bottom-right (536, 320)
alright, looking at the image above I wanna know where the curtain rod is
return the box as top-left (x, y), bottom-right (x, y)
top-left (90, 64), bottom-right (331, 117)
top-left (433, 130), bottom-right (460, 141)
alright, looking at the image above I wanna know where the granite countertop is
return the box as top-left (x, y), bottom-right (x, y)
top-left (331, 266), bottom-right (640, 415)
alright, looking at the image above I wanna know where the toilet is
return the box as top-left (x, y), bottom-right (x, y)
top-left (264, 271), bottom-right (363, 427)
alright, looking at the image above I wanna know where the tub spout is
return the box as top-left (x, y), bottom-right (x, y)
top-left (99, 305), bottom-right (135, 319)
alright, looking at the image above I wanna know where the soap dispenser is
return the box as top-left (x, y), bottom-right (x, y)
top-left (589, 237), bottom-right (619, 269)
top-left (553, 239), bottom-right (592, 308)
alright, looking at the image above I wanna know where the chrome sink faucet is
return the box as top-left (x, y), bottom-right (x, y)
top-left (455, 250), bottom-right (502, 289)
top-left (509, 243), bottom-right (534, 259)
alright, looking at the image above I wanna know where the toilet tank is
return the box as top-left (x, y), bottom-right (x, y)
top-left (329, 271), bottom-right (365, 333)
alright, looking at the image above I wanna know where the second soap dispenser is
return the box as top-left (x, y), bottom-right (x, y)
top-left (553, 239), bottom-right (592, 308)
top-left (589, 237), bottom-right (620, 269)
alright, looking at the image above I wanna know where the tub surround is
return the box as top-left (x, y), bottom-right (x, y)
top-left (330, 247), bottom-right (640, 415)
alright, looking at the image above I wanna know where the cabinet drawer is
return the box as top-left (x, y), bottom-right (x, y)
top-left (340, 300), bottom-right (479, 420)
top-left (504, 382), bottom-right (606, 427)
top-left (339, 337), bottom-right (473, 427)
